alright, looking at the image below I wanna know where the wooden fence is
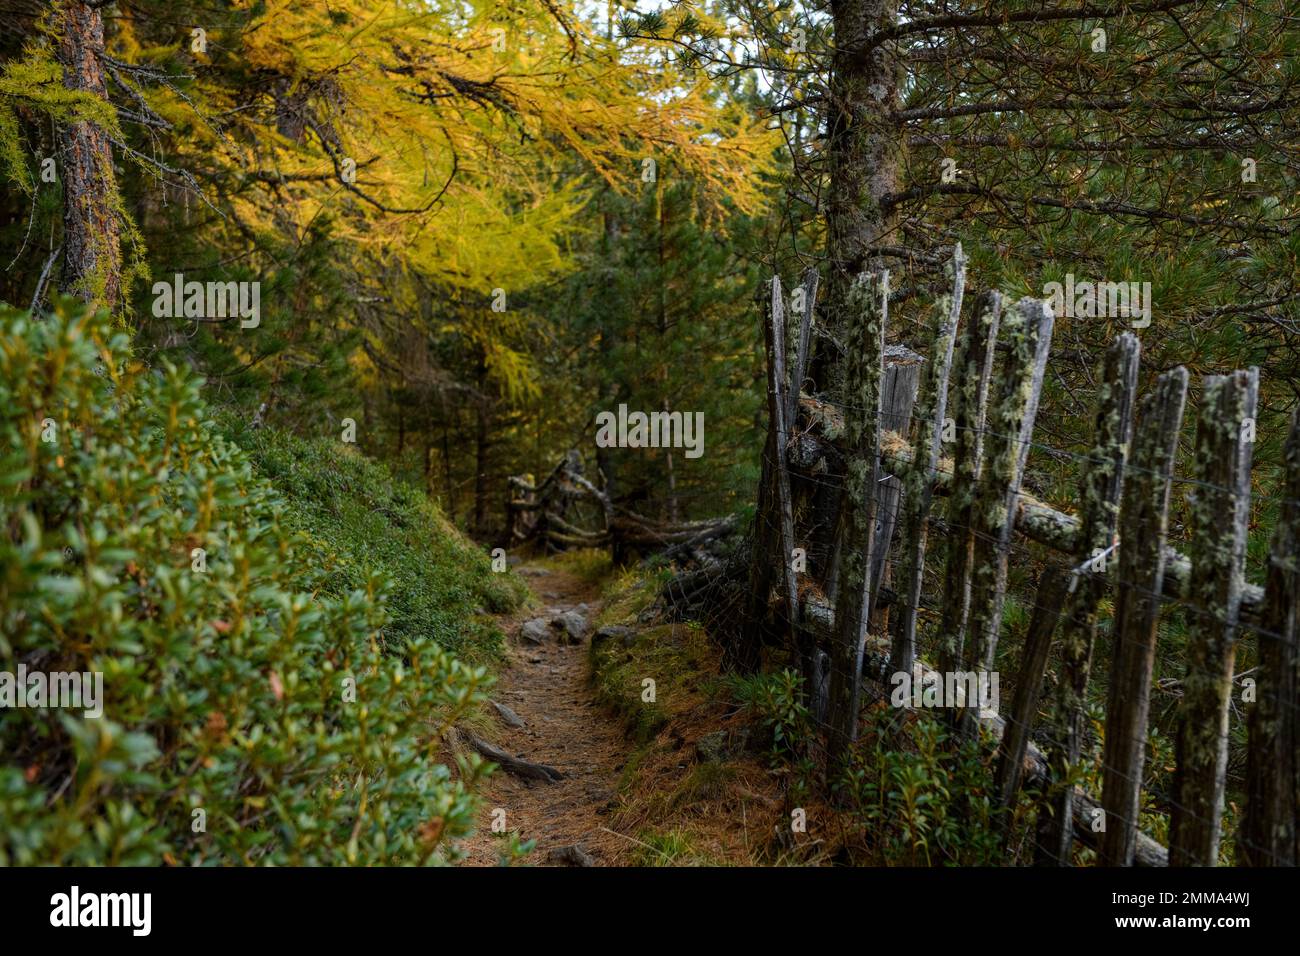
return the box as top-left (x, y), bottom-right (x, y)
top-left (740, 245), bottom-right (1298, 867)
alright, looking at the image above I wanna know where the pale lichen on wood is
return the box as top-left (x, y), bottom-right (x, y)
top-left (1100, 367), bottom-right (1188, 866)
top-left (828, 270), bottom-right (887, 757)
top-left (893, 244), bottom-right (965, 675)
top-left (869, 347), bottom-right (922, 606)
top-left (787, 268), bottom-right (819, 429)
top-left (764, 277), bottom-right (800, 635)
top-left (962, 297), bottom-right (1054, 687)
top-left (937, 289), bottom-right (1001, 675)
top-left (1170, 368), bottom-right (1258, 866)
top-left (1038, 333), bottom-right (1140, 865)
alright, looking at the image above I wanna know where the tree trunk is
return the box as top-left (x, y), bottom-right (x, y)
top-left (56, 1), bottom-right (122, 309)
top-left (663, 397), bottom-right (679, 523)
top-left (597, 191), bottom-right (621, 531)
top-left (474, 402), bottom-right (490, 536)
top-left (817, 0), bottom-right (902, 387)
top-left (441, 423), bottom-right (455, 521)
top-left (473, 353), bottom-right (491, 536)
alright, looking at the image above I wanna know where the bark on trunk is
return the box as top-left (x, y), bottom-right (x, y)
top-left (473, 355), bottom-right (491, 535)
top-left (57, 1), bottom-right (121, 310)
top-left (817, 0), bottom-right (902, 388)
top-left (474, 403), bottom-right (490, 536)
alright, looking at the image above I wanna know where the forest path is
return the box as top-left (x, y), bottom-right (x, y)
top-left (457, 563), bottom-right (629, 866)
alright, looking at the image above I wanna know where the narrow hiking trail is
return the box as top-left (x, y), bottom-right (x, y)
top-left (458, 564), bottom-right (630, 866)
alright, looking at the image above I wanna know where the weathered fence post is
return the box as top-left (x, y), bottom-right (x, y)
top-left (1038, 333), bottom-right (1141, 865)
top-left (736, 280), bottom-right (781, 672)
top-left (787, 268), bottom-right (819, 430)
top-left (739, 252), bottom-right (1285, 864)
top-left (1169, 368), bottom-right (1259, 866)
top-left (738, 271), bottom-right (821, 673)
top-left (869, 345), bottom-right (923, 626)
top-left (994, 564), bottom-right (1069, 821)
top-left (763, 277), bottom-right (800, 635)
top-left (960, 298), bottom-right (1054, 728)
top-left (892, 245), bottom-right (966, 676)
top-left (937, 291), bottom-right (1001, 677)
top-left (828, 271), bottom-right (887, 760)
top-left (1240, 410), bottom-right (1300, 866)
top-left (787, 268), bottom-right (822, 707)
top-left (1099, 367), bottom-right (1189, 866)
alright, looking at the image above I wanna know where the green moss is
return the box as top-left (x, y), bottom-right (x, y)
top-left (591, 624), bottom-right (672, 743)
top-left (222, 421), bottom-right (527, 660)
top-left (590, 572), bottom-right (714, 743)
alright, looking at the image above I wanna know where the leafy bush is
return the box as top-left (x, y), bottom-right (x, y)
top-left (0, 300), bottom-right (507, 864)
top-left (837, 708), bottom-right (1005, 866)
top-left (728, 669), bottom-right (811, 764)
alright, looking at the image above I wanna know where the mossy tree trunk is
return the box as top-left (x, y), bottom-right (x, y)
top-left (816, 0), bottom-right (901, 393)
top-left (56, 0), bottom-right (121, 310)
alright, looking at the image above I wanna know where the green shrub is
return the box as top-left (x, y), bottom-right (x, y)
top-left (838, 709), bottom-right (1005, 866)
top-left (728, 669), bottom-right (811, 764)
top-left (0, 300), bottom-right (499, 865)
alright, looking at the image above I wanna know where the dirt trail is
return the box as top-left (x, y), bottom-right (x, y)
top-left (457, 564), bottom-right (629, 866)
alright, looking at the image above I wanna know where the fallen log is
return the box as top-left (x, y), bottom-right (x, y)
top-left (546, 529), bottom-right (610, 549)
top-left (656, 514), bottom-right (741, 562)
top-left (506, 451), bottom-right (736, 561)
top-left (545, 512), bottom-right (606, 540)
